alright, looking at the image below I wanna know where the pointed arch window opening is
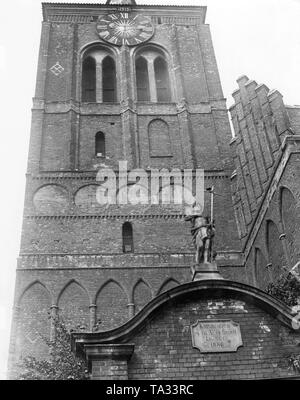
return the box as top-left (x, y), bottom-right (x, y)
top-left (154, 57), bottom-right (171, 102)
top-left (122, 222), bottom-right (134, 253)
top-left (280, 187), bottom-right (297, 230)
top-left (135, 51), bottom-right (171, 103)
top-left (102, 56), bottom-right (117, 103)
top-left (81, 51), bottom-right (117, 103)
top-left (136, 57), bottom-right (150, 102)
top-left (82, 56), bottom-right (96, 102)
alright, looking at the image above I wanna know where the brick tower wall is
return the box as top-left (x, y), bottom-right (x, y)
top-left (8, 3), bottom-right (243, 375)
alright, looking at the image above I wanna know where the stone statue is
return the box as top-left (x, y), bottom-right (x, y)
top-left (185, 203), bottom-right (215, 265)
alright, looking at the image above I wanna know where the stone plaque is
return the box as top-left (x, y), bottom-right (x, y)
top-left (191, 319), bottom-right (243, 353)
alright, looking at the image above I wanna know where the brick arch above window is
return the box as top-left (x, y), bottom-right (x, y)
top-left (95, 280), bottom-right (129, 331)
top-left (57, 280), bottom-right (90, 332)
top-left (279, 186), bottom-right (297, 227)
top-left (134, 45), bottom-right (172, 103)
top-left (18, 280), bottom-right (52, 306)
top-left (81, 45), bottom-right (117, 103)
top-left (133, 279), bottom-right (152, 314)
top-left (157, 278), bottom-right (180, 295)
top-left (17, 281), bottom-right (51, 359)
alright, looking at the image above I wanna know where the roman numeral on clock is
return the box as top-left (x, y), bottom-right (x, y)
top-left (100, 31), bottom-right (110, 38)
top-left (97, 13), bottom-right (154, 46)
top-left (110, 36), bottom-right (119, 44)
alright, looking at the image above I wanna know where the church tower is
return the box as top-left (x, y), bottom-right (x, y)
top-left (8, 0), bottom-right (242, 376)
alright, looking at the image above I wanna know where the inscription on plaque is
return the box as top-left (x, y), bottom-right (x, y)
top-left (191, 319), bottom-right (243, 353)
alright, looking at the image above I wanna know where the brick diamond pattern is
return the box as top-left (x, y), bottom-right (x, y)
top-left (50, 62), bottom-right (64, 76)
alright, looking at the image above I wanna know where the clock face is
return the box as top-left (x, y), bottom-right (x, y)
top-left (97, 13), bottom-right (154, 46)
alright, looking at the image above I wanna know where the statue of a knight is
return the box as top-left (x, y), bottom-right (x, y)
top-left (185, 202), bottom-right (215, 265)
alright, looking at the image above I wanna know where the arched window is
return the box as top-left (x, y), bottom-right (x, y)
top-left (135, 46), bottom-right (171, 103)
top-left (102, 56), bottom-right (116, 102)
top-left (280, 187), bottom-right (299, 266)
top-left (82, 56), bottom-right (96, 102)
top-left (122, 222), bottom-right (133, 253)
top-left (154, 57), bottom-right (170, 102)
top-left (81, 47), bottom-right (117, 103)
top-left (148, 119), bottom-right (171, 157)
top-left (136, 57), bottom-right (150, 102)
top-left (266, 219), bottom-right (285, 281)
top-left (254, 247), bottom-right (269, 290)
top-left (95, 132), bottom-right (105, 157)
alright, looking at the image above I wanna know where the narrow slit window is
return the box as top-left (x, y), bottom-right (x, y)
top-left (122, 222), bottom-right (133, 253)
top-left (95, 132), bottom-right (105, 157)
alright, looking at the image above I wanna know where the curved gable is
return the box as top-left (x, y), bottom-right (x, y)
top-left (72, 280), bottom-right (300, 380)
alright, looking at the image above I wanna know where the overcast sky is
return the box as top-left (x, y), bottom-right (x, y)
top-left (0, 0), bottom-right (299, 379)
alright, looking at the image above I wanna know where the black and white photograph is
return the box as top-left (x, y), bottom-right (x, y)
top-left (0, 0), bottom-right (299, 382)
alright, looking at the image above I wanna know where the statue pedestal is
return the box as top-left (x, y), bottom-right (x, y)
top-left (191, 262), bottom-right (224, 281)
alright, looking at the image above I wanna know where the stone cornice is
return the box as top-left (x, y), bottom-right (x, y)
top-left (32, 99), bottom-right (227, 116)
top-left (71, 279), bottom-right (298, 357)
top-left (42, 3), bottom-right (207, 15)
top-left (28, 170), bottom-right (230, 180)
top-left (18, 250), bottom-right (242, 259)
top-left (17, 251), bottom-right (243, 269)
top-left (24, 214), bottom-right (185, 220)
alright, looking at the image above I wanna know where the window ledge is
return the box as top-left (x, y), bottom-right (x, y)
top-left (137, 101), bottom-right (176, 105)
top-left (150, 154), bottom-right (173, 158)
top-left (81, 102), bottom-right (120, 105)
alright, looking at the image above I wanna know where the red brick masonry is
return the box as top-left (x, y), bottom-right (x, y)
top-left (72, 279), bottom-right (300, 380)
